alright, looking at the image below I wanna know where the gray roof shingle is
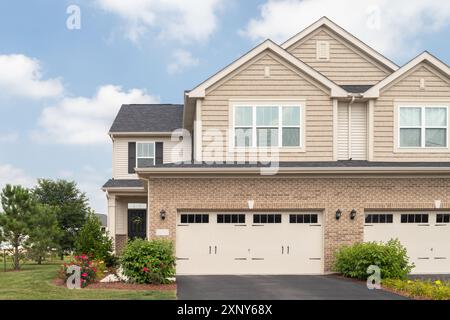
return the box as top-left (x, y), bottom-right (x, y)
top-left (109, 104), bottom-right (183, 133)
top-left (102, 179), bottom-right (144, 188)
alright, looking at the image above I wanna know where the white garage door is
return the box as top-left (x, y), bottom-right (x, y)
top-left (364, 212), bottom-right (450, 274)
top-left (176, 212), bottom-right (323, 275)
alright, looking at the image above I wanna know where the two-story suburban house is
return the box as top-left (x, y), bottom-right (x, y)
top-left (103, 17), bottom-right (450, 275)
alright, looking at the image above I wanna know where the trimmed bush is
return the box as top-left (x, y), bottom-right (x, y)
top-left (333, 239), bottom-right (414, 280)
top-left (120, 239), bottom-right (175, 284)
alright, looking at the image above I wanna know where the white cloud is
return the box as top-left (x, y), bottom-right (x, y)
top-left (167, 49), bottom-right (200, 74)
top-left (0, 54), bottom-right (63, 99)
top-left (34, 85), bottom-right (159, 145)
top-left (242, 0), bottom-right (450, 59)
top-left (0, 164), bottom-right (35, 192)
top-left (0, 132), bottom-right (19, 143)
top-left (96, 0), bottom-right (224, 43)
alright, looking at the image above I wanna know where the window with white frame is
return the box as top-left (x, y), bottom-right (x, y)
top-left (399, 106), bottom-right (448, 148)
top-left (136, 142), bottom-right (155, 167)
top-left (234, 104), bottom-right (302, 148)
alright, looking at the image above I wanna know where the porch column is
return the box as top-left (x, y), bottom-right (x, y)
top-left (107, 193), bottom-right (117, 251)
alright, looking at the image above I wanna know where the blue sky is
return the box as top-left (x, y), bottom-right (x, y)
top-left (0, 0), bottom-right (449, 213)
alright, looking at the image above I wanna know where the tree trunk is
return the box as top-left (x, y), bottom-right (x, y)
top-left (13, 244), bottom-right (20, 270)
top-left (37, 257), bottom-right (42, 265)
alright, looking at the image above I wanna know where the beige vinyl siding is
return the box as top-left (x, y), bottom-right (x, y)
top-left (201, 51), bottom-right (334, 161)
top-left (373, 62), bottom-right (450, 161)
top-left (286, 27), bottom-right (391, 85)
top-left (113, 136), bottom-right (192, 179)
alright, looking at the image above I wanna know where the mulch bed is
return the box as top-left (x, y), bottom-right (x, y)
top-left (52, 278), bottom-right (176, 291)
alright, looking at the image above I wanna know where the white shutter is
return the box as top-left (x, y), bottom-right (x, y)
top-left (337, 103), bottom-right (367, 160)
top-left (350, 104), bottom-right (368, 160)
top-left (337, 105), bottom-right (349, 160)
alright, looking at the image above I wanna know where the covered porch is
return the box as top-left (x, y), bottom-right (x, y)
top-left (103, 179), bottom-right (148, 253)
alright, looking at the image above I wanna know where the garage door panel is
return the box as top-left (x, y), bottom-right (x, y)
top-left (364, 212), bottom-right (450, 274)
top-left (176, 212), bottom-right (323, 275)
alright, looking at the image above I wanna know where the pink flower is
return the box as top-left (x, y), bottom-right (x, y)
top-left (81, 255), bottom-right (87, 260)
top-left (142, 267), bottom-right (149, 272)
top-left (81, 272), bottom-right (88, 277)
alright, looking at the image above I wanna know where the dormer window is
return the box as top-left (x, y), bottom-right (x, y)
top-left (316, 41), bottom-right (330, 60)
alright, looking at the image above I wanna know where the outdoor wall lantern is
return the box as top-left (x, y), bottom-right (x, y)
top-left (350, 209), bottom-right (357, 220)
top-left (160, 209), bottom-right (166, 220)
top-left (335, 209), bottom-right (342, 220)
top-left (247, 197), bottom-right (254, 210)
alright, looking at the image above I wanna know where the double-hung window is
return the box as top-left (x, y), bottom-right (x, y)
top-left (136, 142), bottom-right (155, 168)
top-left (234, 103), bottom-right (302, 148)
top-left (399, 106), bottom-right (448, 148)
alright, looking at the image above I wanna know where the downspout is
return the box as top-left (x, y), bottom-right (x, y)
top-left (347, 95), bottom-right (355, 160)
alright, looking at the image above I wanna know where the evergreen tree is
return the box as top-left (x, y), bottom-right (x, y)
top-left (0, 185), bottom-right (34, 270)
top-left (74, 210), bottom-right (114, 265)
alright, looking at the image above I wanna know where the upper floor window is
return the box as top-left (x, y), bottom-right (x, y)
top-left (136, 142), bottom-right (155, 167)
top-left (234, 104), bottom-right (302, 148)
top-left (399, 106), bottom-right (448, 148)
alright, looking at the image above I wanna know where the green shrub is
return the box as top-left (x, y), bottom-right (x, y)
top-left (333, 239), bottom-right (414, 280)
top-left (120, 239), bottom-right (176, 284)
top-left (74, 211), bottom-right (116, 267)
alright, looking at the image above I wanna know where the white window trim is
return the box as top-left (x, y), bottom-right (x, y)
top-left (230, 100), bottom-right (305, 152)
top-left (136, 142), bottom-right (155, 168)
top-left (394, 103), bottom-right (449, 153)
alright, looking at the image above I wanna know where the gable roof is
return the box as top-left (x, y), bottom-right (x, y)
top-left (281, 17), bottom-right (399, 72)
top-left (109, 104), bottom-right (183, 134)
top-left (364, 52), bottom-right (450, 98)
top-left (186, 39), bottom-right (348, 98)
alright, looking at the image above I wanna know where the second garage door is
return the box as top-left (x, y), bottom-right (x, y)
top-left (176, 212), bottom-right (323, 275)
top-left (364, 212), bottom-right (450, 274)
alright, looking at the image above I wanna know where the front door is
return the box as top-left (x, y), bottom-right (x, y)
top-left (128, 210), bottom-right (147, 239)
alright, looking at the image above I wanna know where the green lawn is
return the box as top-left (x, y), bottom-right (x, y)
top-left (0, 263), bottom-right (176, 300)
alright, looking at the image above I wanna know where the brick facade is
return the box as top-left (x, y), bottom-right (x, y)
top-left (146, 175), bottom-right (450, 272)
top-left (115, 234), bottom-right (128, 254)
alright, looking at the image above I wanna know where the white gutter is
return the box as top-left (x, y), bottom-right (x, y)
top-left (135, 166), bottom-right (450, 175)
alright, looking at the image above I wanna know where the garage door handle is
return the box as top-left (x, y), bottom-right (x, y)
top-left (209, 246), bottom-right (211, 254)
top-left (287, 246), bottom-right (290, 255)
top-left (282, 246), bottom-right (284, 254)
top-left (215, 246), bottom-right (217, 254)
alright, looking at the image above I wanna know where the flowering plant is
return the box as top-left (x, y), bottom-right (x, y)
top-left (59, 254), bottom-right (98, 288)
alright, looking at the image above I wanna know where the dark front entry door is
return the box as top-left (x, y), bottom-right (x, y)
top-left (128, 210), bottom-right (147, 239)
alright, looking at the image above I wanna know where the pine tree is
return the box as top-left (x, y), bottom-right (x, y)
top-left (0, 185), bottom-right (34, 270)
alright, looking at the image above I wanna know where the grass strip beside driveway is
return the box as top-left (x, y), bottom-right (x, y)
top-left (0, 263), bottom-right (176, 300)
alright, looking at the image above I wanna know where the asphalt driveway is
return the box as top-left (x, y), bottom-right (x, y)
top-left (177, 275), bottom-right (406, 300)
